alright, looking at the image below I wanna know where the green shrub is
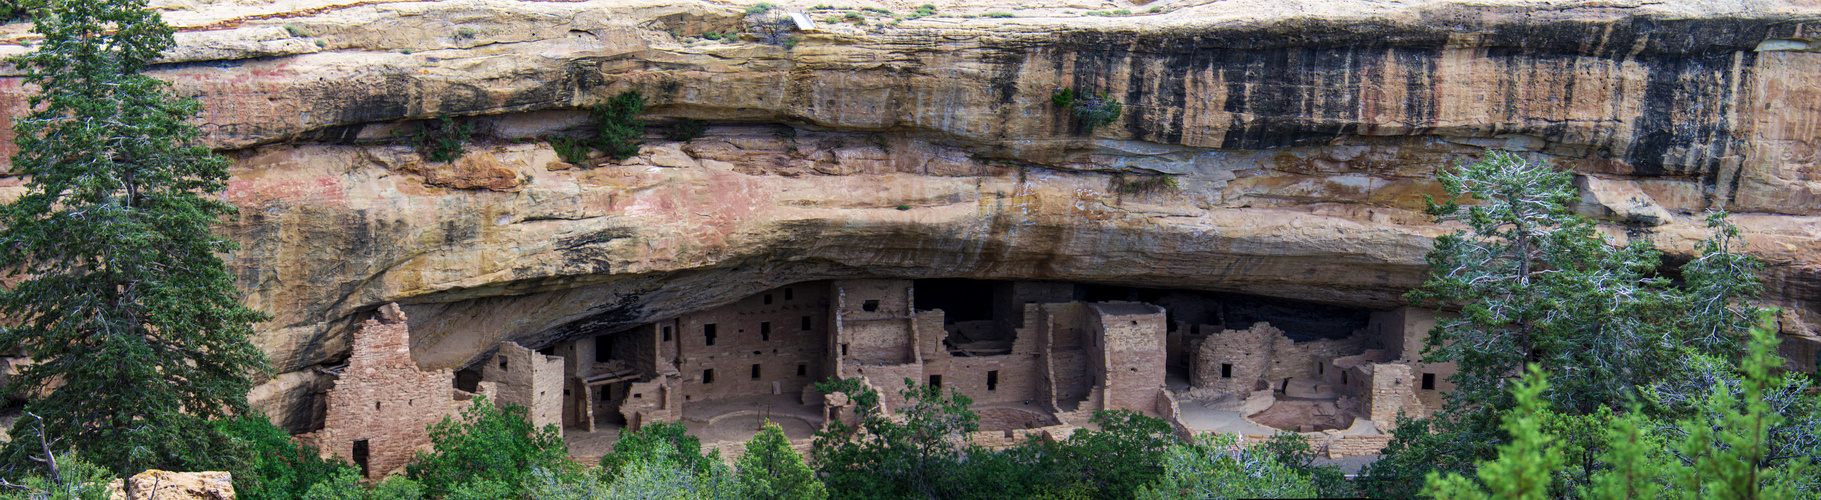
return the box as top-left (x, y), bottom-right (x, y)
top-left (217, 415), bottom-right (355, 500)
top-left (984, 11), bottom-right (1014, 18)
top-left (1070, 91), bottom-right (1122, 130)
top-left (824, 15), bottom-right (841, 23)
top-left (665, 118), bottom-right (708, 141)
top-left (0, 454), bottom-right (116, 500)
top-left (405, 396), bottom-right (572, 499)
top-left (315, 39), bottom-right (326, 48)
top-left (702, 31), bottom-right (722, 40)
top-left (602, 421), bottom-right (721, 480)
top-left (545, 91), bottom-right (646, 163)
top-left (405, 115), bottom-right (472, 163)
top-left (549, 136), bottom-right (590, 164)
top-left (283, 24), bottom-right (310, 37)
top-left (747, 2), bottom-right (775, 14)
top-left (895, 205), bottom-right (911, 211)
top-left (455, 27), bottom-right (477, 38)
top-left (1051, 88), bottom-right (1076, 108)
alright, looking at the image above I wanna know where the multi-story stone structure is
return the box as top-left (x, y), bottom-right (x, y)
top-left (306, 280), bottom-right (1460, 475)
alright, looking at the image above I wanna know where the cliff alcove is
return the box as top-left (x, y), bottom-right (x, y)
top-left (0, 0), bottom-right (1811, 446)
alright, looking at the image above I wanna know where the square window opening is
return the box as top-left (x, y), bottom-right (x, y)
top-left (1220, 363), bottom-right (1232, 379)
top-left (751, 364), bottom-right (762, 379)
top-left (797, 363), bottom-right (807, 376)
top-left (784, 288), bottom-right (794, 300)
top-left (703, 369), bottom-right (715, 384)
top-left (1422, 373), bottom-right (1436, 390)
top-left (801, 316), bottom-right (812, 331)
top-left (662, 326), bottom-right (673, 342)
top-left (863, 300), bottom-right (879, 312)
top-left (928, 374), bottom-right (942, 388)
top-left (764, 294), bottom-right (774, 305)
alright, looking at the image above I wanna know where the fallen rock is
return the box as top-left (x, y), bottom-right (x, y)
top-left (112, 470), bottom-right (235, 500)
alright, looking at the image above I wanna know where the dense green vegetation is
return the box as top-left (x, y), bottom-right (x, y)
top-left (1360, 152), bottom-right (1820, 498)
top-left (0, 0), bottom-right (269, 476)
top-left (548, 91), bottom-right (647, 164)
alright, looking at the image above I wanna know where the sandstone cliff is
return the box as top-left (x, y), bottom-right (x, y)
top-left (0, 0), bottom-right (1814, 428)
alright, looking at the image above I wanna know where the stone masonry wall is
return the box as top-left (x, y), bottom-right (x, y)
top-left (318, 304), bottom-right (456, 479)
top-left (675, 285), bottom-right (831, 403)
top-left (1090, 302), bottom-right (1168, 414)
top-left (1192, 322), bottom-right (1281, 395)
top-left (480, 342), bottom-right (564, 429)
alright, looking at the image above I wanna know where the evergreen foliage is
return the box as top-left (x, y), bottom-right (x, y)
top-left (0, 454), bottom-right (117, 500)
top-left (1364, 151), bottom-right (1769, 497)
top-left (545, 91), bottom-right (646, 164)
top-left (1423, 367), bottom-right (1564, 500)
top-left (1422, 313), bottom-right (1818, 499)
top-left (599, 420), bottom-right (719, 481)
top-left (405, 116), bottom-right (472, 163)
top-left (404, 396), bottom-right (569, 499)
top-left (811, 378), bottom-right (978, 499)
top-left (0, 0), bottom-right (269, 475)
top-left (217, 415), bottom-right (355, 500)
top-left (735, 422), bottom-right (828, 500)
top-left (1133, 434), bottom-right (1319, 500)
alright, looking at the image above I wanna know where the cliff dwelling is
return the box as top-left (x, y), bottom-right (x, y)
top-left (303, 279), bottom-right (1457, 470)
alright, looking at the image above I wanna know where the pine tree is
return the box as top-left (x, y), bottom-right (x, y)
top-left (0, 0), bottom-right (268, 474)
top-left (735, 422), bottom-right (828, 500)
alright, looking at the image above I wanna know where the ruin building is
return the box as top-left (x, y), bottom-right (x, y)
top-left (306, 280), bottom-right (1462, 471)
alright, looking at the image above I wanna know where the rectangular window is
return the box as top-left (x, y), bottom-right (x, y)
top-left (1422, 373), bottom-right (1436, 391)
top-left (499, 356), bottom-right (508, 371)
top-left (602, 386), bottom-right (611, 401)
top-left (841, 344), bottom-right (849, 356)
top-left (703, 369), bottom-right (715, 384)
top-left (704, 324), bottom-right (717, 346)
top-left (784, 288), bottom-right (794, 300)
top-left (1220, 363), bottom-right (1232, 379)
top-left (764, 294), bottom-right (774, 305)
top-left (987, 371), bottom-right (999, 391)
top-left (929, 374), bottom-right (942, 388)
top-left (797, 363), bottom-right (807, 376)
top-left (863, 300), bottom-right (879, 312)
top-left (761, 322), bottom-right (772, 341)
top-left (801, 316), bottom-right (812, 331)
top-left (1342, 371), bottom-right (1349, 385)
top-left (596, 335), bottom-right (612, 362)
top-left (751, 364), bottom-right (762, 380)
top-left (662, 326), bottom-right (672, 342)
top-left (1317, 362), bottom-right (1324, 374)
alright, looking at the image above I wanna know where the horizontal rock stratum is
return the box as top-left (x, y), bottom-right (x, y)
top-left (0, 0), bottom-right (1815, 429)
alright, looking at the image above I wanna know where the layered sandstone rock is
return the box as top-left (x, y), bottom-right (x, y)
top-left (0, 0), bottom-right (1813, 426)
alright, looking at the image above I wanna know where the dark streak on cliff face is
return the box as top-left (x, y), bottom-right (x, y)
top-left (1023, 14), bottom-right (1792, 182)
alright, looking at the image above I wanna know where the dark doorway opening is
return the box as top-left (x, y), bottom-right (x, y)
top-left (352, 439), bottom-right (370, 477)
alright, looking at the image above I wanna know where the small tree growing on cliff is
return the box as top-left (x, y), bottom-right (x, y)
top-left (0, 0), bottom-right (269, 475)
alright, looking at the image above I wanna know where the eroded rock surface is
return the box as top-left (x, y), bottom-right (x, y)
top-left (0, 0), bottom-right (1813, 425)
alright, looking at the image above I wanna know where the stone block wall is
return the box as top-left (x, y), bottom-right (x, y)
top-left (618, 375), bottom-right (679, 429)
top-left (318, 304), bottom-right (457, 479)
top-left (834, 280), bottom-right (917, 366)
top-left (480, 342), bottom-right (564, 429)
top-left (1089, 302), bottom-right (1168, 414)
top-left (1363, 363), bottom-right (1431, 430)
top-left (672, 285), bottom-right (832, 403)
top-left (1191, 322), bottom-right (1281, 395)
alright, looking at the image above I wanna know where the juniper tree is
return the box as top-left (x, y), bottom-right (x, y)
top-left (0, 0), bottom-right (268, 474)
